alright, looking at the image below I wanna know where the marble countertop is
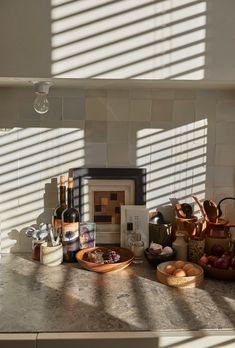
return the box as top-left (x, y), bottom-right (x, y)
top-left (0, 253), bottom-right (234, 334)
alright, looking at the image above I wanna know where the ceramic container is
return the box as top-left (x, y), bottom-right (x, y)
top-left (188, 238), bottom-right (205, 263)
top-left (40, 242), bottom-right (63, 266)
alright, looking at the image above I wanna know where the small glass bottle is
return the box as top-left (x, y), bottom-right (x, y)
top-left (126, 222), bottom-right (134, 249)
top-left (62, 177), bottom-right (80, 262)
top-left (131, 232), bottom-right (144, 264)
top-left (172, 231), bottom-right (188, 261)
top-left (53, 175), bottom-right (67, 239)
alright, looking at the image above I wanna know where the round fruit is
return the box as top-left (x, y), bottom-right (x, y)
top-left (214, 257), bottom-right (229, 269)
top-left (175, 260), bottom-right (185, 269)
top-left (207, 255), bottom-right (219, 266)
top-left (183, 263), bottom-right (194, 272)
top-left (173, 269), bottom-right (186, 277)
top-left (164, 264), bottom-right (176, 275)
top-left (199, 254), bottom-right (208, 265)
top-left (186, 267), bottom-right (201, 276)
top-left (211, 244), bottom-right (225, 257)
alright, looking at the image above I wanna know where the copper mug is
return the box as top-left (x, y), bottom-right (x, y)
top-left (32, 240), bottom-right (45, 261)
top-left (205, 220), bottom-right (232, 255)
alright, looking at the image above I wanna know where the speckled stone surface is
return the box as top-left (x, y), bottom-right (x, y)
top-left (0, 254), bottom-right (234, 333)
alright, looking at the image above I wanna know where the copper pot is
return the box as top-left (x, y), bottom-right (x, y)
top-left (205, 219), bottom-right (232, 255)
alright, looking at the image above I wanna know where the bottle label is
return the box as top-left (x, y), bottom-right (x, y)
top-left (54, 218), bottom-right (62, 238)
top-left (62, 222), bottom-right (79, 243)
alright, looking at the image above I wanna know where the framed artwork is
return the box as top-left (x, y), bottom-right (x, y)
top-left (79, 222), bottom-right (96, 249)
top-left (120, 205), bottom-right (149, 249)
top-left (69, 168), bottom-right (146, 244)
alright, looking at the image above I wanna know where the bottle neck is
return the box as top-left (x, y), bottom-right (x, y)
top-left (67, 187), bottom-right (74, 208)
top-left (59, 186), bottom-right (66, 205)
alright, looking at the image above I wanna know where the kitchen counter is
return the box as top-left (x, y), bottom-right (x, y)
top-left (0, 253), bottom-right (234, 347)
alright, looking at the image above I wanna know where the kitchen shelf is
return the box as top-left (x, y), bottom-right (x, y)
top-left (1, 77), bottom-right (235, 90)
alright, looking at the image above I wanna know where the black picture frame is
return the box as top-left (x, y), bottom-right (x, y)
top-left (69, 168), bottom-right (146, 222)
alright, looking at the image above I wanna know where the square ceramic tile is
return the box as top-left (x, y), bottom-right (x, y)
top-left (40, 119), bottom-right (62, 128)
top-left (136, 143), bottom-right (151, 168)
top-left (196, 89), bottom-right (217, 102)
top-left (207, 120), bottom-right (216, 144)
top-left (85, 89), bottom-right (107, 97)
top-left (213, 187), bottom-right (235, 207)
top-left (61, 120), bottom-right (85, 129)
top-left (107, 90), bottom-right (129, 99)
top-left (128, 144), bottom-right (137, 166)
top-left (86, 97), bottom-right (107, 120)
top-left (128, 121), bottom-right (151, 144)
top-left (85, 120), bottom-right (107, 143)
top-left (205, 165), bottom-right (214, 187)
top-left (50, 87), bottom-right (84, 98)
top-left (151, 88), bottom-right (175, 99)
top-left (107, 90), bottom-right (129, 121)
top-left (174, 89), bottom-right (195, 100)
top-left (215, 144), bottom-right (235, 166)
top-left (150, 120), bottom-right (173, 129)
top-left (63, 96), bottom-right (85, 120)
top-left (107, 121), bottom-right (129, 143)
top-left (18, 119), bottom-right (41, 127)
top-left (151, 100), bottom-right (173, 122)
top-left (10, 87), bottom-right (32, 99)
top-left (173, 100), bottom-right (195, 125)
top-left (216, 90), bottom-right (235, 100)
top-left (216, 101), bottom-right (235, 122)
top-left (206, 142), bottom-right (215, 166)
top-left (0, 95), bottom-right (18, 120)
top-left (195, 100), bottom-right (216, 121)
top-left (85, 143), bottom-right (107, 167)
top-left (205, 187), bottom-right (214, 200)
top-left (213, 166), bottom-right (235, 187)
top-left (0, 121), bottom-right (20, 133)
top-left (107, 143), bottom-right (130, 166)
top-left (216, 122), bottom-right (235, 144)
top-left (130, 99), bottom-right (151, 121)
top-left (107, 98), bottom-right (129, 121)
top-left (129, 88), bottom-right (152, 99)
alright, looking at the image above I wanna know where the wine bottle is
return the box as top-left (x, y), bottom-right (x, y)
top-left (62, 177), bottom-right (80, 262)
top-left (53, 175), bottom-right (67, 239)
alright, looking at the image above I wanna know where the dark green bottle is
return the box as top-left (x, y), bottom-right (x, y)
top-left (61, 177), bottom-right (80, 262)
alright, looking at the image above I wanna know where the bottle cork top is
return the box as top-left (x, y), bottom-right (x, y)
top-left (68, 177), bottom-right (73, 188)
top-left (60, 175), bottom-right (65, 185)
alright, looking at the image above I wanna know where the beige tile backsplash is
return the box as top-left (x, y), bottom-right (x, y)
top-left (0, 86), bottom-right (235, 252)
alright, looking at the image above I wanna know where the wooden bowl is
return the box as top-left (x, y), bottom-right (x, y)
top-left (157, 261), bottom-right (204, 288)
top-left (199, 262), bottom-right (235, 281)
top-left (76, 246), bottom-right (134, 273)
top-left (145, 248), bottom-right (176, 267)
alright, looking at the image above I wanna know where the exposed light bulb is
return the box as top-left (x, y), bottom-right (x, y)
top-left (33, 82), bottom-right (51, 115)
top-left (33, 93), bottom-right (49, 114)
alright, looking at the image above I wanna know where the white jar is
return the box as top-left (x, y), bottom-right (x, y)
top-left (172, 232), bottom-right (188, 261)
top-left (40, 242), bottom-right (63, 266)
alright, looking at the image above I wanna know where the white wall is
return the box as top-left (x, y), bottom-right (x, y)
top-left (0, 86), bottom-right (235, 252)
top-left (1, 0), bottom-right (235, 81)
